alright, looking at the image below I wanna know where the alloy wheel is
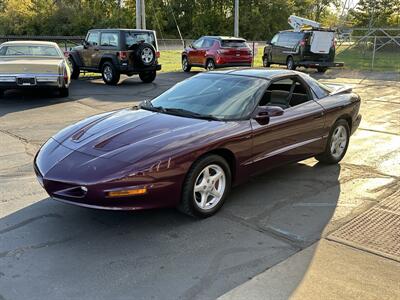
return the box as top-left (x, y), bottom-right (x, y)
top-left (330, 125), bottom-right (348, 159)
top-left (193, 164), bottom-right (226, 210)
top-left (141, 47), bottom-right (154, 64)
top-left (103, 66), bottom-right (113, 82)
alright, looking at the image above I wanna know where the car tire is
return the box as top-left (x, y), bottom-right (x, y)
top-left (182, 56), bottom-right (191, 72)
top-left (316, 119), bottom-right (350, 164)
top-left (178, 154), bottom-right (231, 218)
top-left (263, 56), bottom-right (271, 67)
top-left (317, 67), bottom-right (328, 73)
top-left (101, 62), bottom-right (120, 85)
top-left (134, 43), bottom-right (156, 67)
top-left (58, 87), bottom-right (69, 97)
top-left (286, 56), bottom-right (296, 70)
top-left (69, 57), bottom-right (80, 80)
top-left (139, 71), bottom-right (156, 83)
top-left (206, 59), bottom-right (216, 71)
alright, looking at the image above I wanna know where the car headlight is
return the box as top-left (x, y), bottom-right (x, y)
top-left (0, 76), bottom-right (16, 82)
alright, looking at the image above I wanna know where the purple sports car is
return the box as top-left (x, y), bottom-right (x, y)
top-left (34, 69), bottom-right (361, 217)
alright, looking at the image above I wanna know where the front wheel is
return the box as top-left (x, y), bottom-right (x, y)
top-left (178, 155), bottom-right (231, 218)
top-left (69, 57), bottom-right (80, 79)
top-left (182, 56), bottom-right (191, 72)
top-left (101, 62), bottom-right (120, 85)
top-left (316, 119), bottom-right (350, 164)
top-left (286, 56), bottom-right (296, 70)
top-left (139, 71), bottom-right (156, 83)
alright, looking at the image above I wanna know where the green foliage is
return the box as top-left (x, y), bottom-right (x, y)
top-left (350, 0), bottom-right (400, 27)
top-left (3, 0), bottom-right (396, 39)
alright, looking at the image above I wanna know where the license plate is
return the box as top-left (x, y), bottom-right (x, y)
top-left (17, 77), bottom-right (36, 86)
top-left (236, 53), bottom-right (240, 57)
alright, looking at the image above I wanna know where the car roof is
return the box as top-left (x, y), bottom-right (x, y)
top-left (89, 28), bottom-right (155, 33)
top-left (0, 40), bottom-right (59, 47)
top-left (202, 36), bottom-right (246, 41)
top-left (208, 68), bottom-right (300, 80)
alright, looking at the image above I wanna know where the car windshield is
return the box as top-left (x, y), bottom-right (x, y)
top-left (149, 74), bottom-right (265, 120)
top-left (0, 45), bottom-right (62, 57)
top-left (221, 40), bottom-right (248, 48)
top-left (125, 32), bottom-right (156, 49)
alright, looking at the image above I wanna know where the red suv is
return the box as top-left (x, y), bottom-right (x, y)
top-left (182, 36), bottom-right (253, 72)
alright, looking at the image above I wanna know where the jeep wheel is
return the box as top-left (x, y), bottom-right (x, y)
top-left (182, 56), bottom-right (191, 72)
top-left (135, 43), bottom-right (156, 67)
top-left (286, 56), bottom-right (296, 70)
top-left (69, 57), bottom-right (80, 79)
top-left (101, 62), bottom-right (120, 85)
top-left (139, 71), bottom-right (156, 83)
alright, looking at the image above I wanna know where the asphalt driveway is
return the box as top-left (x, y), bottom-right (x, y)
top-left (0, 70), bottom-right (399, 300)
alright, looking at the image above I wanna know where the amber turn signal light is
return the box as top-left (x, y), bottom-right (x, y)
top-left (106, 188), bottom-right (147, 198)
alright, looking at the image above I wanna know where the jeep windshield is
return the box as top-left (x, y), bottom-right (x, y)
top-left (125, 32), bottom-right (156, 49)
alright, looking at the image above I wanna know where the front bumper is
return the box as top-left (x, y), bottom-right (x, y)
top-left (297, 61), bottom-right (344, 68)
top-left (0, 74), bottom-right (68, 89)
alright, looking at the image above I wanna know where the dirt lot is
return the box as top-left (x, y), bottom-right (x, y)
top-left (0, 69), bottom-right (399, 300)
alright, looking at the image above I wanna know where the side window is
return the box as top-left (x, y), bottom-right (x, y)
top-left (203, 39), bottom-right (214, 49)
top-left (86, 32), bottom-right (99, 46)
top-left (277, 33), bottom-right (289, 46)
top-left (259, 77), bottom-right (310, 109)
top-left (192, 38), bottom-right (204, 48)
top-left (100, 32), bottom-right (119, 47)
top-left (271, 34), bottom-right (279, 45)
top-left (0, 47), bottom-right (6, 55)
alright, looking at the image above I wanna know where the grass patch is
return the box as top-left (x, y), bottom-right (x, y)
top-left (158, 47), bottom-right (400, 73)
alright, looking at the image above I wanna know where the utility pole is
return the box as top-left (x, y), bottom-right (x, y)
top-left (141, 0), bottom-right (146, 29)
top-left (136, 0), bottom-right (141, 29)
top-left (234, 0), bottom-right (239, 37)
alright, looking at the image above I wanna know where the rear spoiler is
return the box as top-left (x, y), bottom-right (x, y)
top-left (326, 84), bottom-right (353, 95)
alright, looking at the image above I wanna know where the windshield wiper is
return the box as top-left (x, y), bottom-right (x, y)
top-left (139, 100), bottom-right (165, 113)
top-left (163, 108), bottom-right (220, 121)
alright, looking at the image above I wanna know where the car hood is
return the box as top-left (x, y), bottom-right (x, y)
top-left (0, 57), bottom-right (63, 74)
top-left (52, 108), bottom-right (235, 164)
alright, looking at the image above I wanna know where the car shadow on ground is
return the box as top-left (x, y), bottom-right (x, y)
top-left (0, 160), bottom-right (341, 300)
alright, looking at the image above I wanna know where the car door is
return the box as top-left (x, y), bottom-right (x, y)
top-left (188, 38), bottom-right (204, 65)
top-left (249, 76), bottom-right (325, 174)
top-left (82, 31), bottom-right (100, 67)
top-left (269, 33), bottom-right (279, 63)
top-left (98, 31), bottom-right (119, 67)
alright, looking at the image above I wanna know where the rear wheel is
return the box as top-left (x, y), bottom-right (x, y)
top-left (101, 62), bottom-right (120, 85)
top-left (182, 56), bottom-right (191, 72)
top-left (316, 119), bottom-right (350, 164)
top-left (286, 56), bottom-right (296, 70)
top-left (58, 87), bottom-right (69, 97)
top-left (69, 57), bottom-right (80, 79)
top-left (263, 56), bottom-right (271, 67)
top-left (206, 59), bottom-right (215, 71)
top-left (178, 155), bottom-right (231, 218)
top-left (317, 67), bottom-right (328, 73)
top-left (139, 71), bottom-right (156, 83)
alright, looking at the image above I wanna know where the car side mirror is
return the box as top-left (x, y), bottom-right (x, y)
top-left (253, 106), bottom-right (284, 125)
top-left (266, 40), bottom-right (271, 45)
top-left (83, 41), bottom-right (89, 49)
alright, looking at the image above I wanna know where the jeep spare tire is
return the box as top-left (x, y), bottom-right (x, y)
top-left (134, 43), bottom-right (156, 67)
